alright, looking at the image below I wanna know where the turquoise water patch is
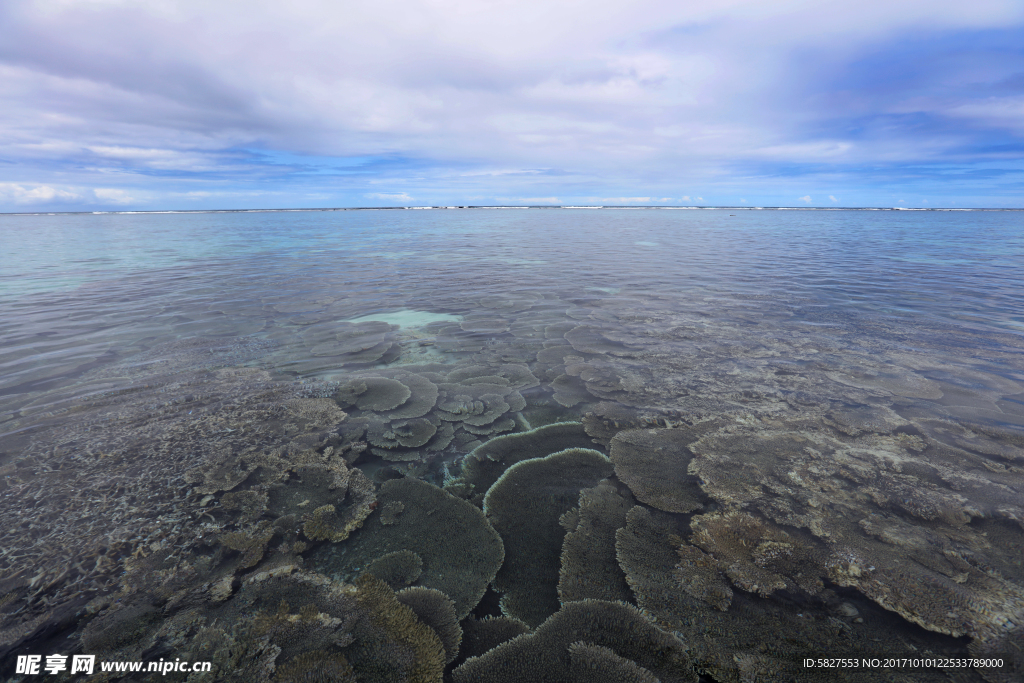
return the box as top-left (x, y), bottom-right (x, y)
top-left (635, 241), bottom-right (659, 247)
top-left (346, 309), bottom-right (463, 328)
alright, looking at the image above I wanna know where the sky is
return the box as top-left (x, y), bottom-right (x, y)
top-left (1, 0), bottom-right (1023, 211)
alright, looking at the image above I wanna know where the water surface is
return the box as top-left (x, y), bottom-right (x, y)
top-left (1, 209), bottom-right (1022, 681)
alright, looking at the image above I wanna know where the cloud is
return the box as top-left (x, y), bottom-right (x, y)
top-left (366, 192), bottom-right (413, 202)
top-left (799, 195), bottom-right (812, 202)
top-left (829, 195), bottom-right (838, 202)
top-left (504, 197), bottom-right (560, 204)
top-left (1, 0), bottom-right (1023, 208)
top-left (0, 182), bottom-right (81, 204)
top-left (93, 187), bottom-right (135, 204)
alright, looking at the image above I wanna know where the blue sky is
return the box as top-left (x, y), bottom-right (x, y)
top-left (1, 0), bottom-right (1023, 211)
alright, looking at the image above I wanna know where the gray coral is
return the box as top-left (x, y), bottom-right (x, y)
top-left (483, 447), bottom-right (614, 627)
top-left (451, 599), bottom-right (695, 683)
top-left (558, 482), bottom-right (634, 605)
top-left (609, 427), bottom-right (707, 513)
top-left (309, 478), bottom-right (503, 619)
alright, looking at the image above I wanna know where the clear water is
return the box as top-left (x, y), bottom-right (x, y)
top-left (1, 209), bottom-right (1023, 680)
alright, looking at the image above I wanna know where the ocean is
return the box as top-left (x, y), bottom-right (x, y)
top-left (1, 208), bottom-right (1022, 681)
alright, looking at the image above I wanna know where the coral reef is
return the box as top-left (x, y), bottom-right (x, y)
top-left (365, 550), bottom-right (424, 590)
top-left (455, 615), bottom-right (530, 663)
top-left (566, 642), bottom-right (660, 683)
top-left (274, 650), bottom-right (358, 683)
top-left (345, 573), bottom-right (446, 683)
top-left (445, 421), bottom-right (595, 502)
top-left (395, 586), bottom-right (462, 663)
top-left (686, 422), bottom-right (1024, 646)
top-left (451, 599), bottom-right (696, 683)
top-left (609, 427), bottom-right (707, 513)
top-left (305, 320), bottom-right (400, 364)
top-left (614, 504), bottom-right (987, 682)
top-left (483, 447), bottom-right (614, 627)
top-left (557, 482), bottom-right (634, 605)
top-left (5, 284), bottom-right (1024, 682)
top-left (309, 478), bottom-right (503, 619)
top-left (0, 339), bottom-right (354, 650)
top-left (329, 364), bottom-right (532, 465)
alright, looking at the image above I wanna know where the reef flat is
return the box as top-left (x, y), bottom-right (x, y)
top-left (1, 209), bottom-right (1022, 681)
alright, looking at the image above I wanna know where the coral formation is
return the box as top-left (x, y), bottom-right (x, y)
top-left (566, 642), bottom-right (660, 683)
top-left (365, 550), bottom-right (424, 589)
top-left (609, 427), bottom-right (707, 513)
top-left (309, 478), bottom-right (503, 619)
top-left (306, 320), bottom-right (399, 364)
top-left (451, 599), bottom-right (695, 683)
top-left (5, 281), bottom-right (1024, 682)
top-left (346, 573), bottom-right (446, 683)
top-left (395, 586), bottom-right (462, 663)
top-left (341, 377), bottom-right (412, 411)
top-left (445, 421), bottom-right (595, 501)
top-left (274, 650), bottom-right (358, 683)
top-left (557, 482), bottom-right (634, 605)
top-left (380, 500), bottom-right (405, 525)
top-left (483, 447), bottom-right (614, 627)
top-left (455, 615), bottom-right (531, 663)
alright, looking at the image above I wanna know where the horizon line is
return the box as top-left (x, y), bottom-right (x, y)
top-left (3, 205), bottom-right (1022, 216)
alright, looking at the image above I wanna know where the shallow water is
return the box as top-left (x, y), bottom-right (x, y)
top-left (1, 209), bottom-right (1023, 681)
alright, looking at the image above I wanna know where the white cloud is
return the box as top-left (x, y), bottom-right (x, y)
top-left (1, 0), bottom-right (1023, 205)
top-left (459, 169), bottom-right (544, 177)
top-left (944, 96), bottom-right (1024, 132)
top-left (366, 192), bottom-right (413, 202)
top-left (829, 195), bottom-right (838, 202)
top-left (799, 195), bottom-right (812, 202)
top-left (749, 141), bottom-right (853, 161)
top-left (0, 182), bottom-right (81, 204)
top-left (93, 187), bottom-right (134, 203)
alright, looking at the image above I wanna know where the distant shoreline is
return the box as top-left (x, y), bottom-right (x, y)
top-left (3, 205), bottom-right (1021, 216)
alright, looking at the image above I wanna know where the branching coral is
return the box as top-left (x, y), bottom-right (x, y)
top-left (295, 467), bottom-right (376, 543)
